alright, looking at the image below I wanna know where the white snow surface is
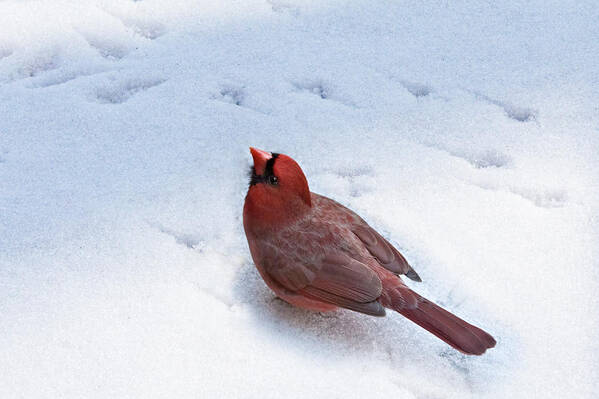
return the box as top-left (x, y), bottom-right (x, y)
top-left (1, 1), bottom-right (599, 398)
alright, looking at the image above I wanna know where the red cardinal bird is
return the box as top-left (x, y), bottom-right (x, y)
top-left (243, 148), bottom-right (496, 355)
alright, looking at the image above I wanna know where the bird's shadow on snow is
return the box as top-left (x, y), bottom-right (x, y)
top-left (232, 261), bottom-right (405, 352)
top-left (231, 260), bottom-right (503, 391)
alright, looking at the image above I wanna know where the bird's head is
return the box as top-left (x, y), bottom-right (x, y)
top-left (244, 147), bottom-right (312, 228)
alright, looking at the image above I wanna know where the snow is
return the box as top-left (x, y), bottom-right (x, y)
top-left (1, 0), bottom-right (598, 397)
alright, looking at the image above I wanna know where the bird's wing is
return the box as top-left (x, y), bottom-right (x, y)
top-left (312, 193), bottom-right (421, 282)
top-left (352, 224), bottom-right (421, 282)
top-left (263, 251), bottom-right (386, 316)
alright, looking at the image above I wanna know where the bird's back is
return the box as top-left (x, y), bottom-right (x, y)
top-left (266, 192), bottom-right (373, 266)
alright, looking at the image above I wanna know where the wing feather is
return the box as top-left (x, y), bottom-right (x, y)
top-left (263, 251), bottom-right (384, 314)
top-left (352, 224), bottom-right (421, 282)
top-left (301, 286), bottom-right (386, 316)
top-left (310, 253), bottom-right (382, 302)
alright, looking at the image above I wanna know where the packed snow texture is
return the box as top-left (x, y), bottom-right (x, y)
top-left (1, 1), bottom-right (599, 398)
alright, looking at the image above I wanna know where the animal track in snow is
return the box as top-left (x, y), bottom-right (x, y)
top-left (471, 91), bottom-right (537, 122)
top-left (211, 85), bottom-right (271, 115)
top-left (83, 36), bottom-right (131, 60)
top-left (432, 144), bottom-right (564, 208)
top-left (267, 0), bottom-right (300, 16)
top-left (474, 182), bottom-right (567, 208)
top-left (502, 105), bottom-right (537, 122)
top-left (32, 73), bottom-right (82, 88)
top-left (154, 223), bottom-right (203, 250)
top-left (213, 86), bottom-right (245, 106)
top-left (511, 188), bottom-right (567, 208)
top-left (294, 80), bottom-right (329, 99)
top-left (126, 20), bottom-right (165, 40)
top-left (98, 7), bottom-right (166, 40)
top-left (292, 80), bottom-right (357, 108)
top-left (28, 69), bottom-right (106, 88)
top-left (332, 164), bottom-right (375, 178)
top-left (450, 149), bottom-right (511, 169)
top-left (94, 77), bottom-right (166, 104)
top-left (325, 164), bottom-right (375, 197)
top-left (14, 54), bottom-right (59, 80)
top-left (400, 80), bottom-right (432, 98)
top-left (428, 144), bottom-right (511, 169)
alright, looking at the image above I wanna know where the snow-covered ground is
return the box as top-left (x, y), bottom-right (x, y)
top-left (1, 1), bottom-right (598, 397)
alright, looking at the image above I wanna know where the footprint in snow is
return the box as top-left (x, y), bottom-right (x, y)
top-left (473, 182), bottom-right (567, 209)
top-left (292, 79), bottom-right (357, 108)
top-left (80, 33), bottom-right (132, 60)
top-left (127, 21), bottom-right (166, 40)
top-left (268, 0), bottom-right (300, 16)
top-left (512, 188), bottom-right (567, 208)
top-left (502, 104), bottom-right (537, 122)
top-left (332, 164), bottom-right (375, 178)
top-left (400, 80), bottom-right (433, 98)
top-left (94, 77), bottom-right (166, 104)
top-left (211, 85), bottom-right (272, 115)
top-left (28, 68), bottom-right (107, 89)
top-left (153, 223), bottom-right (203, 250)
top-left (293, 80), bottom-right (330, 99)
top-left (427, 144), bottom-right (512, 169)
top-left (432, 145), bottom-right (565, 208)
top-left (471, 91), bottom-right (537, 122)
top-left (213, 86), bottom-right (245, 106)
top-left (105, 11), bottom-right (166, 40)
top-left (321, 164), bottom-right (375, 198)
top-left (451, 149), bottom-right (512, 169)
top-left (9, 54), bottom-right (60, 82)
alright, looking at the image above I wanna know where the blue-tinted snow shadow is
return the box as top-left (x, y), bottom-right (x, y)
top-left (231, 259), bottom-right (509, 394)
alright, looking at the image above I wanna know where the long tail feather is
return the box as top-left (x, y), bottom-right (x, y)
top-left (381, 286), bottom-right (496, 355)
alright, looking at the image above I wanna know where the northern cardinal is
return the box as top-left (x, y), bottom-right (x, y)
top-left (243, 148), bottom-right (496, 355)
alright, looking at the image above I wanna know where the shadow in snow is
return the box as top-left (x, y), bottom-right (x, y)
top-left (230, 259), bottom-right (494, 388)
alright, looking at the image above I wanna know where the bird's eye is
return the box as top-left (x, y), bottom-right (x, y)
top-left (268, 175), bottom-right (278, 185)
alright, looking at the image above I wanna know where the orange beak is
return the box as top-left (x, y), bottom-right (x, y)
top-left (250, 147), bottom-right (272, 175)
